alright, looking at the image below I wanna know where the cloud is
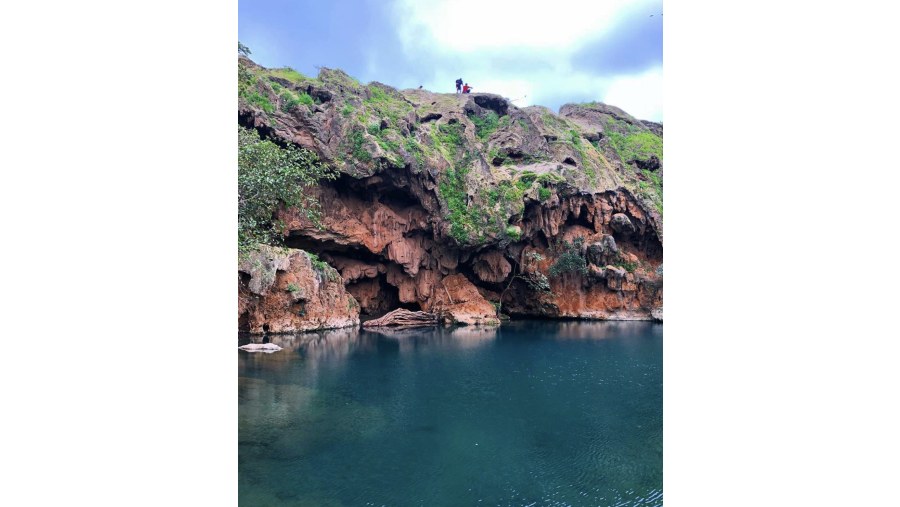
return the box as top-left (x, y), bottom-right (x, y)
top-left (386, 0), bottom-right (663, 120)
top-left (239, 0), bottom-right (663, 120)
top-left (602, 67), bottom-right (663, 121)
top-left (394, 0), bottom-right (637, 53)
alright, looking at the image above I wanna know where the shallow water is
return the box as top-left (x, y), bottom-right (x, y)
top-left (239, 320), bottom-right (662, 506)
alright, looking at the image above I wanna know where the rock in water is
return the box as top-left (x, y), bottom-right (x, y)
top-left (239, 343), bottom-right (283, 353)
top-left (363, 309), bottom-right (438, 328)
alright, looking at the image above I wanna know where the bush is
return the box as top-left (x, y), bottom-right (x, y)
top-left (238, 127), bottom-right (336, 256)
top-left (538, 187), bottom-right (552, 201)
top-left (549, 237), bottom-right (588, 277)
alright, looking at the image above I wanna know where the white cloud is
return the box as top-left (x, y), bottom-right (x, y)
top-left (395, 0), bottom-right (637, 52)
top-left (603, 67), bottom-right (663, 121)
top-left (388, 0), bottom-right (662, 120)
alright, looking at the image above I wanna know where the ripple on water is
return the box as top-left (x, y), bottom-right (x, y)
top-left (240, 321), bottom-right (662, 506)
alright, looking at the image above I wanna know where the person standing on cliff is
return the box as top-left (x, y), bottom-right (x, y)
top-left (463, 83), bottom-right (472, 94)
top-left (455, 78), bottom-right (463, 94)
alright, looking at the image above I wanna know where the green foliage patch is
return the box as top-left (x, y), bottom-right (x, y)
top-left (269, 67), bottom-right (308, 84)
top-left (435, 122), bottom-right (465, 151)
top-left (307, 252), bottom-right (340, 282)
top-left (348, 128), bottom-right (373, 163)
top-left (608, 130), bottom-right (663, 165)
top-left (245, 91), bottom-right (274, 114)
top-left (549, 237), bottom-right (588, 277)
top-left (238, 127), bottom-right (336, 256)
top-left (468, 111), bottom-right (500, 140)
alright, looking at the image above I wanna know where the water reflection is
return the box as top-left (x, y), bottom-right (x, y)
top-left (240, 324), bottom-right (501, 362)
top-left (239, 320), bottom-right (662, 506)
top-left (503, 319), bottom-right (662, 342)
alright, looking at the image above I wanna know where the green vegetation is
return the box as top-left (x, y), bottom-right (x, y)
top-left (307, 252), bottom-right (340, 282)
top-left (538, 187), bottom-right (552, 201)
top-left (238, 42), bottom-right (251, 57)
top-left (375, 128), bottom-right (404, 166)
top-left (608, 130), bottom-right (663, 165)
top-left (341, 103), bottom-right (354, 117)
top-left (279, 90), bottom-right (314, 113)
top-left (620, 259), bottom-right (639, 273)
top-left (364, 85), bottom-right (413, 125)
top-left (269, 67), bottom-right (308, 84)
top-left (439, 164), bottom-right (476, 243)
top-left (439, 150), bottom-right (528, 244)
top-left (505, 226), bottom-right (522, 241)
top-left (637, 168), bottom-right (663, 213)
top-left (349, 128), bottom-right (372, 163)
top-left (286, 283), bottom-right (300, 293)
top-left (245, 91), bottom-right (274, 114)
top-left (468, 111), bottom-right (500, 140)
top-left (434, 122), bottom-right (465, 152)
top-left (238, 127), bottom-right (336, 257)
top-left (549, 237), bottom-right (588, 277)
top-left (404, 137), bottom-right (425, 167)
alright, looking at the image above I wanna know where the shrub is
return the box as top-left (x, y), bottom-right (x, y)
top-left (549, 237), bottom-right (588, 277)
top-left (538, 187), bottom-right (552, 201)
top-left (286, 283), bottom-right (300, 293)
top-left (245, 92), bottom-right (274, 113)
top-left (238, 127), bottom-right (336, 256)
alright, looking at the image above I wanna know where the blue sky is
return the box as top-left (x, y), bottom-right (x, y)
top-left (239, 0), bottom-right (663, 121)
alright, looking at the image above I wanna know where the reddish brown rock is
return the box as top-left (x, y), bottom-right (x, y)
top-left (433, 274), bottom-right (500, 326)
top-left (472, 251), bottom-right (512, 283)
top-left (238, 59), bottom-right (663, 327)
top-left (363, 308), bottom-right (438, 328)
top-left (239, 245), bottom-right (360, 333)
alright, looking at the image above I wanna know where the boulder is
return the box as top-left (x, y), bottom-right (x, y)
top-left (610, 213), bottom-right (636, 235)
top-left (586, 234), bottom-right (618, 266)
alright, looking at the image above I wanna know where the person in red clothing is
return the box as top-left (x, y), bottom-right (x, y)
top-left (462, 83), bottom-right (472, 94)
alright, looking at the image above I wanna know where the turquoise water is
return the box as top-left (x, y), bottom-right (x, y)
top-left (239, 321), bottom-right (662, 506)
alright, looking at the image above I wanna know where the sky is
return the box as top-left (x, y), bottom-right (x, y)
top-left (238, 0), bottom-right (663, 121)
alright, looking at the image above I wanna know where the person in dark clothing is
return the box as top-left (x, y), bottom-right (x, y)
top-left (455, 78), bottom-right (463, 94)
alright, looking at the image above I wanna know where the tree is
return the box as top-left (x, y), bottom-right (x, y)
top-left (497, 251), bottom-right (552, 317)
top-left (548, 237), bottom-right (588, 277)
top-left (238, 127), bottom-right (335, 257)
top-left (238, 42), bottom-right (251, 57)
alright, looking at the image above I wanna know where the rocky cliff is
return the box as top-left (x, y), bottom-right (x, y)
top-left (238, 57), bottom-right (663, 333)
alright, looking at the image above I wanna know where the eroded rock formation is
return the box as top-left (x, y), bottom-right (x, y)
top-left (238, 245), bottom-right (360, 333)
top-left (238, 57), bottom-right (663, 333)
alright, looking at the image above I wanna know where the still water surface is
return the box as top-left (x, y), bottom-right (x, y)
top-left (239, 320), bottom-right (662, 506)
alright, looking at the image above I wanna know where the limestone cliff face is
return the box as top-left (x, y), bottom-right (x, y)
top-left (239, 245), bottom-right (360, 333)
top-left (238, 57), bottom-right (662, 331)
